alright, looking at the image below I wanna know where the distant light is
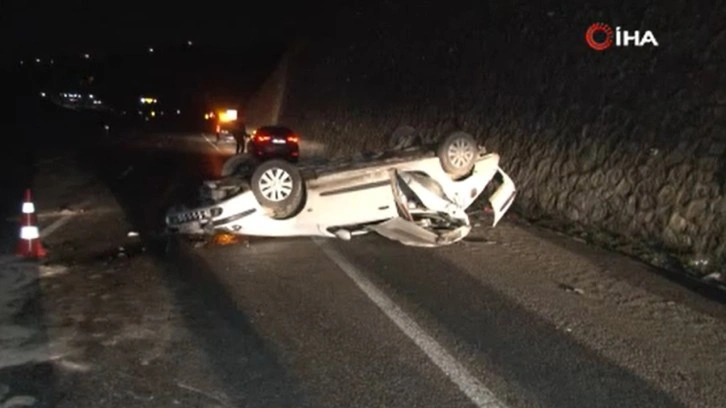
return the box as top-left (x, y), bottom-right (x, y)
top-left (160, 111), bottom-right (164, 115)
top-left (39, 92), bottom-right (46, 97)
top-left (187, 40), bottom-right (193, 46)
top-left (35, 58), bottom-right (41, 63)
top-left (148, 47), bottom-right (154, 53)
top-left (138, 110), bottom-right (143, 115)
top-left (84, 53), bottom-right (90, 59)
top-left (89, 94), bottom-right (94, 99)
top-left (150, 111), bottom-right (156, 117)
top-left (50, 59), bottom-right (54, 64)
top-left (122, 111), bottom-right (127, 115)
top-left (19, 60), bottom-right (24, 65)
top-left (219, 109), bottom-right (237, 122)
top-left (104, 125), bottom-right (110, 130)
top-left (176, 109), bottom-right (181, 114)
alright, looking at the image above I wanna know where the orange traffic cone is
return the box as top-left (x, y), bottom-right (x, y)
top-left (16, 188), bottom-right (47, 259)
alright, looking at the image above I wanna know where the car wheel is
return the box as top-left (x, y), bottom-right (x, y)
top-left (251, 159), bottom-right (305, 219)
top-left (437, 131), bottom-right (477, 179)
top-left (388, 125), bottom-right (421, 151)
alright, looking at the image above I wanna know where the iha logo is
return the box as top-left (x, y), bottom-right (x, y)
top-left (585, 23), bottom-right (659, 51)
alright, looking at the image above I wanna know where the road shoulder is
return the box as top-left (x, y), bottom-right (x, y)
top-left (0, 149), bottom-right (308, 407)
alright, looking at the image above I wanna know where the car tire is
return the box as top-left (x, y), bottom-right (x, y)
top-left (220, 154), bottom-right (259, 177)
top-left (437, 131), bottom-right (477, 179)
top-left (388, 125), bottom-right (421, 151)
top-left (251, 159), bottom-right (305, 219)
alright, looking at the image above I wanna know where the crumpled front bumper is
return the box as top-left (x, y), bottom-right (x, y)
top-left (164, 191), bottom-right (261, 236)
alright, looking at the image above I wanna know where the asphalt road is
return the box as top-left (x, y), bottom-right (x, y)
top-left (68, 131), bottom-right (726, 408)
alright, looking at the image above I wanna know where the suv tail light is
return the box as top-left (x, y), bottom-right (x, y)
top-left (255, 134), bottom-right (271, 142)
top-left (286, 134), bottom-right (299, 143)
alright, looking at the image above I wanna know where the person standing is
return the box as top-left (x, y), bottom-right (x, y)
top-left (234, 121), bottom-right (249, 154)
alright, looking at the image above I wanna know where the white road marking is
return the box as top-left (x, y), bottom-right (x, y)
top-left (201, 133), bottom-right (221, 152)
top-left (40, 215), bottom-right (75, 239)
top-left (40, 200), bottom-right (93, 239)
top-left (313, 238), bottom-right (508, 408)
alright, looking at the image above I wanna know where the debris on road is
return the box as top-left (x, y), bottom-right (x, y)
top-left (176, 382), bottom-right (232, 408)
top-left (461, 236), bottom-right (496, 245)
top-left (38, 264), bottom-right (69, 278)
top-left (58, 204), bottom-right (85, 216)
top-left (702, 272), bottom-right (722, 282)
top-left (701, 272), bottom-right (726, 289)
top-left (558, 283), bottom-right (585, 295)
top-left (118, 166), bottom-right (133, 179)
top-left (53, 359), bottom-right (91, 373)
top-left (1, 394), bottom-right (38, 407)
top-left (210, 232), bottom-right (240, 246)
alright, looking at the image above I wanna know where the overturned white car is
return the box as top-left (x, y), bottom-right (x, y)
top-left (165, 131), bottom-right (516, 247)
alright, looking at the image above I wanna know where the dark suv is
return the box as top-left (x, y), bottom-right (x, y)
top-left (247, 126), bottom-right (300, 162)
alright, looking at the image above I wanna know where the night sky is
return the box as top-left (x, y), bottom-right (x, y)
top-left (2, 0), bottom-right (336, 116)
top-left (2, 0), bottom-right (326, 63)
